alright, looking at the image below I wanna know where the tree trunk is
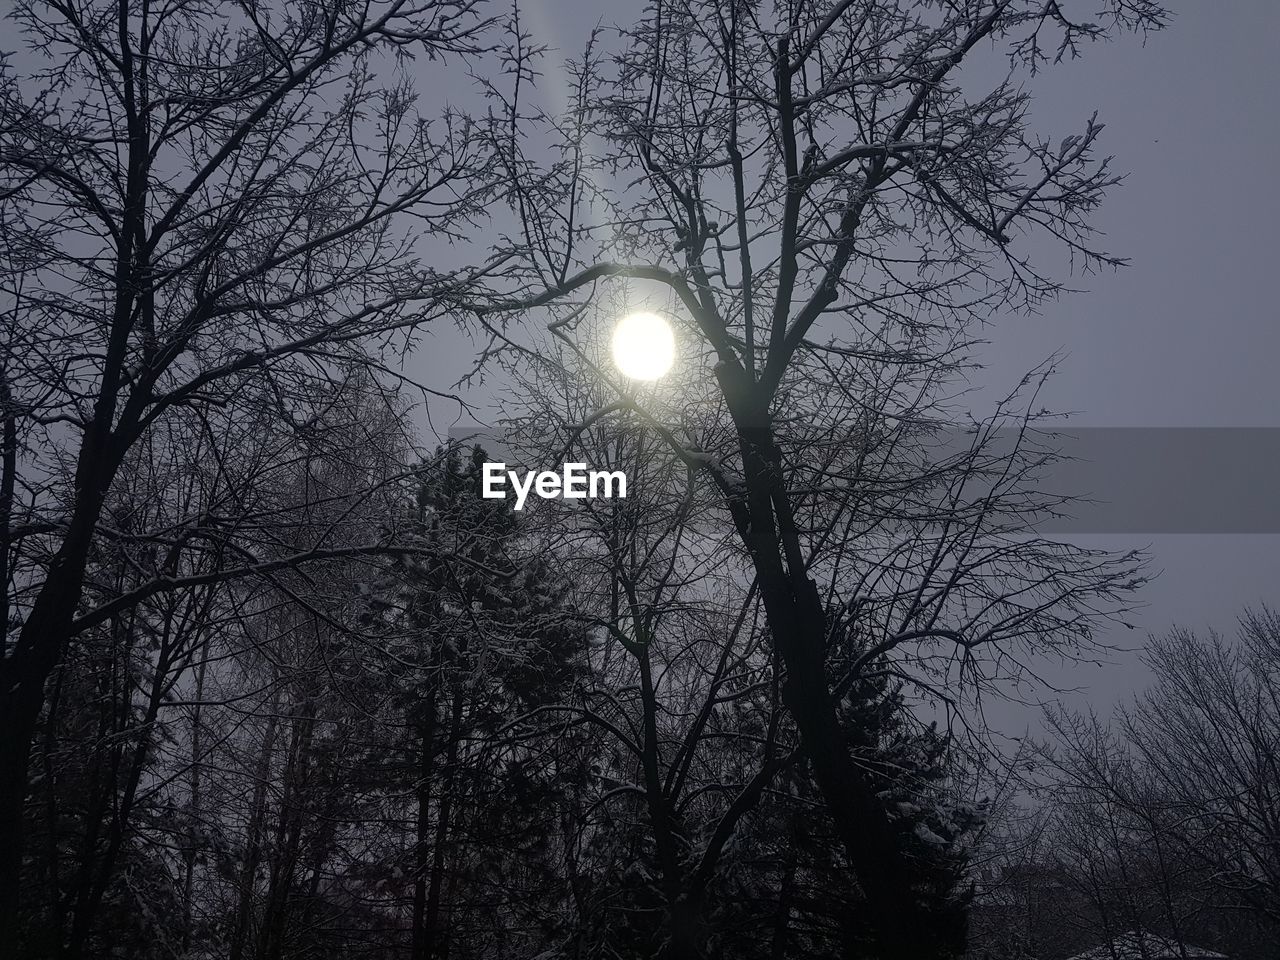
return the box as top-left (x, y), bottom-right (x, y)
top-left (258, 702), bottom-right (316, 960)
top-left (0, 425), bottom-right (123, 934)
top-left (411, 675), bottom-right (440, 960)
top-left (635, 645), bottom-right (701, 960)
top-left (423, 688), bottom-right (465, 960)
top-left (730, 415), bottom-right (923, 957)
top-left (32, 669), bottom-right (68, 960)
top-left (64, 616), bottom-right (174, 960)
top-left (181, 638), bottom-right (210, 952)
top-left (0, 596), bottom-right (82, 936)
top-left (769, 858), bottom-right (797, 960)
top-left (229, 691), bottom-right (282, 960)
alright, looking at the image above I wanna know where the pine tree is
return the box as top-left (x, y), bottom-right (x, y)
top-left (369, 446), bottom-right (593, 960)
top-left (710, 668), bottom-right (982, 959)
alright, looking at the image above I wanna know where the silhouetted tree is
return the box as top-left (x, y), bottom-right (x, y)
top-left (1041, 609), bottom-right (1280, 956)
top-left (0, 0), bottom-right (504, 933)
top-left (479, 2), bottom-right (1163, 951)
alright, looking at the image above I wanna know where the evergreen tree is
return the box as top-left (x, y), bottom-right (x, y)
top-left (710, 669), bottom-right (981, 959)
top-left (370, 446), bottom-right (593, 960)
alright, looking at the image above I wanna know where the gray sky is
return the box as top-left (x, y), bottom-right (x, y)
top-left (406, 1), bottom-right (1280, 729)
top-left (949, 0), bottom-right (1280, 723)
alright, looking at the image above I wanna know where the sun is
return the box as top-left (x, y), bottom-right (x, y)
top-left (611, 312), bottom-right (676, 381)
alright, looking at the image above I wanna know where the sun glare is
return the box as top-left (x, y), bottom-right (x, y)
top-left (611, 312), bottom-right (676, 381)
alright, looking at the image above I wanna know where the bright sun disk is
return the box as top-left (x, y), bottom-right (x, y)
top-left (611, 312), bottom-right (676, 381)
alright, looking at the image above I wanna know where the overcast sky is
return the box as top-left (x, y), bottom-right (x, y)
top-left (405, 1), bottom-right (1280, 730)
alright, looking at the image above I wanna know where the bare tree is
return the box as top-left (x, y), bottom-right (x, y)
top-left (1044, 610), bottom-right (1280, 943)
top-left (500, 368), bottom-right (791, 959)
top-left (475, 308), bottom-right (1139, 958)
top-left (475, 1), bottom-right (1162, 954)
top-left (0, 0), bottom-right (509, 932)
